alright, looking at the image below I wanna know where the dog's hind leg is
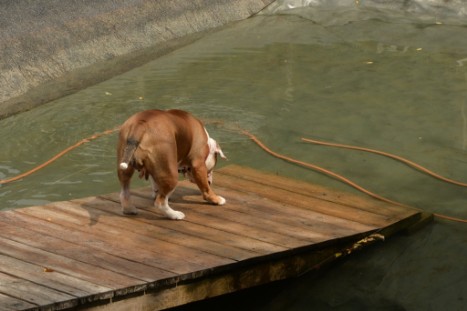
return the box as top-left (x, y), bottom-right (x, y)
top-left (149, 176), bottom-right (158, 199)
top-left (118, 166), bottom-right (138, 215)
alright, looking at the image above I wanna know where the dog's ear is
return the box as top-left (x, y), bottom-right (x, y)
top-left (208, 137), bottom-right (227, 160)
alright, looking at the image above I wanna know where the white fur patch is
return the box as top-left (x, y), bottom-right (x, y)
top-left (217, 196), bottom-right (226, 205)
top-left (156, 190), bottom-right (185, 220)
top-left (119, 162), bottom-right (129, 170)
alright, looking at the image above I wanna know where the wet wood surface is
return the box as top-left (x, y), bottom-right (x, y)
top-left (0, 165), bottom-right (429, 310)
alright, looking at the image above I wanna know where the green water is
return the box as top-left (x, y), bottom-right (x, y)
top-left (1, 6), bottom-right (467, 310)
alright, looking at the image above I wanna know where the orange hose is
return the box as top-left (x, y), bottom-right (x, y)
top-left (241, 130), bottom-right (406, 207)
top-left (0, 127), bottom-right (119, 185)
top-left (1, 124), bottom-right (465, 224)
top-left (433, 213), bottom-right (467, 223)
top-left (241, 130), bottom-right (467, 224)
top-left (300, 136), bottom-right (467, 224)
top-left (301, 137), bottom-right (467, 188)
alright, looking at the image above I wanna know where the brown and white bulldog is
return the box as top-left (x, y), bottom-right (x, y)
top-left (117, 109), bottom-right (226, 220)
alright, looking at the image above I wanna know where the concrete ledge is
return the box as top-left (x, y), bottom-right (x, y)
top-left (0, 0), bottom-right (273, 119)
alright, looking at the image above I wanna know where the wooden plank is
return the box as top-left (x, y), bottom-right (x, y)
top-left (69, 196), bottom-right (266, 260)
top-left (170, 183), bottom-right (378, 235)
top-left (78, 236), bottom-right (379, 311)
top-left (0, 236), bottom-right (140, 292)
top-left (0, 271), bottom-right (76, 309)
top-left (0, 292), bottom-right (37, 311)
top-left (122, 189), bottom-right (318, 249)
top-left (97, 193), bottom-right (287, 255)
top-left (217, 165), bottom-right (419, 215)
top-left (131, 186), bottom-right (371, 245)
top-left (213, 169), bottom-right (417, 226)
top-left (0, 165), bottom-right (429, 311)
top-left (178, 184), bottom-right (377, 233)
top-left (0, 220), bottom-right (166, 283)
top-left (13, 204), bottom-right (233, 273)
top-left (0, 253), bottom-right (107, 298)
top-left (102, 189), bottom-right (310, 250)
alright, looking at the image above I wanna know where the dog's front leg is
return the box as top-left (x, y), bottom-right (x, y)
top-left (191, 164), bottom-right (226, 205)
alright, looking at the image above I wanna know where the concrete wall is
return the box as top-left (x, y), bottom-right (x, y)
top-left (0, 0), bottom-right (274, 119)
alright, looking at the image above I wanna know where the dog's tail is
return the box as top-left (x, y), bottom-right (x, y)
top-left (119, 138), bottom-right (139, 170)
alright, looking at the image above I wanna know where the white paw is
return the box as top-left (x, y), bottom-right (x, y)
top-left (167, 210), bottom-right (185, 220)
top-left (217, 196), bottom-right (226, 206)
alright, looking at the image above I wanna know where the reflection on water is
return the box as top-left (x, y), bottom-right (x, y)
top-left (1, 5), bottom-right (467, 310)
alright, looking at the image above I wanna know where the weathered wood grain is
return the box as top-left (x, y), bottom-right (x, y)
top-left (0, 165), bottom-right (429, 310)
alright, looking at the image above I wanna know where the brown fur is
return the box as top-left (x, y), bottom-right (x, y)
top-left (117, 109), bottom-right (225, 219)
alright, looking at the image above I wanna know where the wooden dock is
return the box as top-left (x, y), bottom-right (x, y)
top-left (0, 165), bottom-right (431, 311)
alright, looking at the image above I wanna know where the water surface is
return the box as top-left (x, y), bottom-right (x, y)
top-left (1, 6), bottom-right (466, 310)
